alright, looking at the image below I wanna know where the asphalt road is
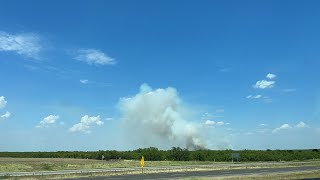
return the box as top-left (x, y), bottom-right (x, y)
top-left (66, 166), bottom-right (320, 180)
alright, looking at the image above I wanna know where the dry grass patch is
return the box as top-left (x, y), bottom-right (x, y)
top-left (0, 158), bottom-right (222, 172)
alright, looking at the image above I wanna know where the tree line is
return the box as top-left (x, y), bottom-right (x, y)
top-left (0, 147), bottom-right (319, 162)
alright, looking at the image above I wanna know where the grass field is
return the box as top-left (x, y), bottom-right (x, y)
top-left (1, 158), bottom-right (320, 172)
top-left (0, 157), bottom-right (222, 172)
top-left (1, 158), bottom-right (320, 179)
top-left (1, 157), bottom-right (320, 172)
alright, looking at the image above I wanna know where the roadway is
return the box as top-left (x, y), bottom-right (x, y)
top-left (66, 166), bottom-right (320, 180)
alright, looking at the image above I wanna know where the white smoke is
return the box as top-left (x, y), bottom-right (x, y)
top-left (118, 83), bottom-right (206, 150)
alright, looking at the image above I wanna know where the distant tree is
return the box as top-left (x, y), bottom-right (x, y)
top-left (169, 147), bottom-right (190, 161)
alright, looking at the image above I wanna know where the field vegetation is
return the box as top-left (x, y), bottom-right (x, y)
top-left (0, 157), bottom-right (217, 172)
top-left (1, 147), bottom-right (319, 162)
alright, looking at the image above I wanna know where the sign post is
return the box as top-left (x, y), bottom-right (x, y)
top-left (231, 153), bottom-right (240, 163)
top-left (140, 156), bottom-right (144, 177)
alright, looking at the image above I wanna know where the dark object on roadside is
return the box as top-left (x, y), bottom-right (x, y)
top-left (231, 153), bottom-right (240, 162)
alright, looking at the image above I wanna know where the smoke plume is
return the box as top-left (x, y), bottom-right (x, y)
top-left (118, 84), bottom-right (205, 150)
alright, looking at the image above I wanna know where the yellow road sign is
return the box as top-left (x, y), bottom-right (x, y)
top-left (140, 156), bottom-right (144, 168)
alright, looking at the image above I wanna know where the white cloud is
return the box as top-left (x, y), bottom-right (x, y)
top-left (1, 111), bottom-right (10, 119)
top-left (266, 73), bottom-right (276, 79)
top-left (0, 31), bottom-right (42, 58)
top-left (36, 115), bottom-right (59, 128)
top-left (246, 94), bottom-right (262, 99)
top-left (296, 121), bottom-right (307, 128)
top-left (205, 120), bottom-right (215, 126)
top-left (252, 73), bottom-right (277, 89)
top-left (259, 123), bottom-right (268, 126)
top-left (0, 96), bottom-right (7, 109)
top-left (79, 79), bottom-right (111, 87)
top-left (272, 124), bottom-right (292, 133)
top-left (80, 79), bottom-right (89, 84)
top-left (271, 122), bottom-right (308, 133)
top-left (74, 49), bottom-right (115, 66)
top-left (205, 120), bottom-right (226, 126)
top-left (216, 121), bottom-right (225, 126)
top-left (69, 115), bottom-right (103, 134)
top-left (253, 80), bottom-right (275, 89)
top-left (247, 95), bottom-right (272, 103)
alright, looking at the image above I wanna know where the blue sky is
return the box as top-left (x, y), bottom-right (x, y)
top-left (0, 0), bottom-right (319, 151)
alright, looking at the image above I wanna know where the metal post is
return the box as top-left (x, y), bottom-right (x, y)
top-left (141, 167), bottom-right (144, 180)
